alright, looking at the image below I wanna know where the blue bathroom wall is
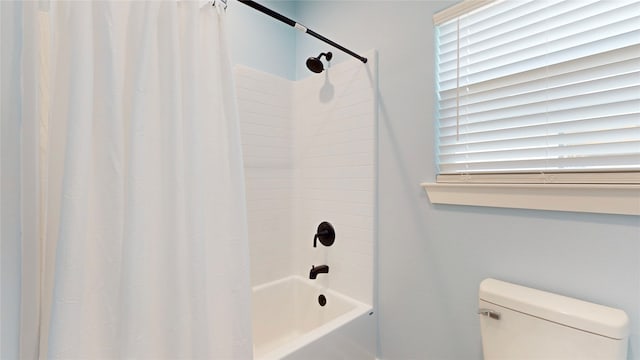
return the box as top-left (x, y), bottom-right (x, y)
top-left (293, 1), bottom-right (640, 359)
top-left (226, 0), bottom-right (297, 80)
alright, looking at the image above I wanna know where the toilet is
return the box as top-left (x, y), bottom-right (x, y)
top-left (478, 278), bottom-right (629, 359)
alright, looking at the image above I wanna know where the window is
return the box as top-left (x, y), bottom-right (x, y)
top-left (423, 0), bottom-right (640, 215)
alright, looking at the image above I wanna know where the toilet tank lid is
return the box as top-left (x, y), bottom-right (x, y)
top-left (479, 278), bottom-right (629, 340)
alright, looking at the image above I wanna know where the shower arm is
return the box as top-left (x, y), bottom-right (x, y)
top-left (236, 0), bottom-right (368, 64)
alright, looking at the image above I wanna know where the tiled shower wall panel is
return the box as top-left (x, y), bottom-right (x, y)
top-left (235, 65), bottom-right (294, 287)
top-left (293, 53), bottom-right (377, 305)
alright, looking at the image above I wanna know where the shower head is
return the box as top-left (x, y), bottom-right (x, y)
top-left (306, 52), bottom-right (333, 73)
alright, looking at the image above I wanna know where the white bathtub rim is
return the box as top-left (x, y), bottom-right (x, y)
top-left (252, 275), bottom-right (372, 309)
top-left (252, 275), bottom-right (299, 293)
top-left (252, 275), bottom-right (373, 360)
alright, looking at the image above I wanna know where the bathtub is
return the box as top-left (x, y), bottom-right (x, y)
top-left (251, 276), bottom-right (375, 360)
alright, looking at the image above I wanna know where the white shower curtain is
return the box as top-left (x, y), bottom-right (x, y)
top-left (8, 1), bottom-right (253, 358)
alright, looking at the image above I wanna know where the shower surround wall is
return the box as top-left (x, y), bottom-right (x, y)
top-left (291, 55), bottom-right (376, 305)
top-left (235, 51), bottom-right (377, 305)
top-left (235, 67), bottom-right (294, 286)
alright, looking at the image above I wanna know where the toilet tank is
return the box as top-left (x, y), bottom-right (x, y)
top-left (479, 278), bottom-right (629, 360)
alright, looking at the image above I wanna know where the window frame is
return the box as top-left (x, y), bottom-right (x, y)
top-left (422, 172), bottom-right (640, 216)
top-left (425, 0), bottom-right (640, 216)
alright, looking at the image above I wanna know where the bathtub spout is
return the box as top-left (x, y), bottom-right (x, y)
top-left (309, 265), bottom-right (329, 279)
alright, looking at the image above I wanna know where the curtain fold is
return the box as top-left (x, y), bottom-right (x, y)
top-left (11, 1), bottom-right (252, 359)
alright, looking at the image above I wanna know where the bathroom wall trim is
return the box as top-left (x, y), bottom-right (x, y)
top-left (422, 182), bottom-right (640, 216)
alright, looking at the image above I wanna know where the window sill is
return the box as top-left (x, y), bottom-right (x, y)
top-left (421, 182), bottom-right (640, 216)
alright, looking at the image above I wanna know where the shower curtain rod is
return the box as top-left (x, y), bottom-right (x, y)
top-left (237, 0), bottom-right (368, 64)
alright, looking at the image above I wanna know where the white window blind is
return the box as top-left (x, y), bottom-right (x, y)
top-left (435, 0), bottom-right (640, 175)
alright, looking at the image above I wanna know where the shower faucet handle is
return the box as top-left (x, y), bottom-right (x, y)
top-left (313, 222), bottom-right (335, 248)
